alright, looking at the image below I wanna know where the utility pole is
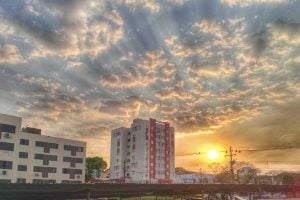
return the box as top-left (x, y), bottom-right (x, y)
top-left (123, 160), bottom-right (126, 183)
top-left (225, 146), bottom-right (235, 184)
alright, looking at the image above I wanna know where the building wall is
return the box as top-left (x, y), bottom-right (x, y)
top-left (110, 127), bottom-right (129, 180)
top-left (0, 114), bottom-right (22, 183)
top-left (0, 113), bottom-right (86, 184)
top-left (110, 118), bottom-right (175, 183)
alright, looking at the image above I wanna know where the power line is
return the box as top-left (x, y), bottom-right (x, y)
top-left (236, 146), bottom-right (295, 152)
top-left (177, 152), bottom-right (203, 156)
top-left (243, 160), bottom-right (300, 164)
top-left (177, 150), bottom-right (227, 157)
top-left (177, 145), bottom-right (300, 183)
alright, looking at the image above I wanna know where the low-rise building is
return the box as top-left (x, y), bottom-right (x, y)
top-left (0, 113), bottom-right (86, 184)
top-left (176, 172), bottom-right (215, 184)
top-left (256, 175), bottom-right (277, 185)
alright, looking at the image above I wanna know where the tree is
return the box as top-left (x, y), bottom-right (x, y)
top-left (214, 166), bottom-right (232, 183)
top-left (281, 172), bottom-right (296, 185)
top-left (209, 161), bottom-right (259, 184)
top-left (85, 157), bottom-right (107, 182)
top-left (237, 166), bottom-right (260, 184)
top-left (208, 162), bottom-right (232, 183)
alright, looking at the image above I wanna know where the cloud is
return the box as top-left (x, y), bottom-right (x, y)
top-left (0, 0), bottom-right (300, 170)
top-left (187, 58), bottom-right (236, 77)
top-left (167, 0), bottom-right (187, 6)
top-left (220, 0), bottom-right (288, 7)
top-left (176, 99), bottom-right (300, 170)
top-left (123, 0), bottom-right (160, 12)
top-left (218, 98), bottom-right (300, 148)
top-left (98, 95), bottom-right (157, 117)
top-left (155, 80), bottom-right (192, 100)
top-left (0, 44), bottom-right (23, 64)
top-left (16, 74), bottom-right (61, 92)
top-left (0, 0), bottom-right (124, 57)
top-left (100, 50), bottom-right (173, 88)
top-left (269, 19), bottom-right (300, 45)
top-left (165, 18), bottom-right (247, 59)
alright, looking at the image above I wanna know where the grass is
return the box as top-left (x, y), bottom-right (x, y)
top-left (109, 196), bottom-right (174, 200)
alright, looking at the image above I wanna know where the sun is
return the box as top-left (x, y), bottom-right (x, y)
top-left (207, 149), bottom-right (219, 160)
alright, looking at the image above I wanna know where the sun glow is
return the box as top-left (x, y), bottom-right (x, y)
top-left (207, 149), bottom-right (220, 160)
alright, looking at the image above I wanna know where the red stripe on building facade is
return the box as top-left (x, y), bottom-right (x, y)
top-left (149, 118), bottom-right (156, 179)
top-left (164, 122), bottom-right (170, 180)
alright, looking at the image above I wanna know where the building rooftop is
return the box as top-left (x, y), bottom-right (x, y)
top-left (22, 127), bottom-right (42, 135)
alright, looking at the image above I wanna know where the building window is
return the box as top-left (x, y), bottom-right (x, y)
top-left (32, 179), bottom-right (56, 184)
top-left (19, 152), bottom-right (28, 158)
top-left (64, 145), bottom-right (84, 156)
top-left (113, 132), bottom-right (120, 137)
top-left (18, 165), bottom-right (27, 171)
top-left (33, 166), bottom-right (57, 178)
top-left (20, 139), bottom-right (29, 145)
top-left (0, 142), bottom-right (14, 151)
top-left (62, 168), bottom-right (82, 179)
top-left (35, 154), bottom-right (57, 165)
top-left (36, 141), bottom-right (58, 149)
top-left (64, 145), bottom-right (84, 152)
top-left (36, 141), bottom-right (58, 153)
top-left (63, 157), bottom-right (83, 167)
top-left (0, 124), bottom-right (16, 133)
top-left (0, 160), bottom-right (13, 169)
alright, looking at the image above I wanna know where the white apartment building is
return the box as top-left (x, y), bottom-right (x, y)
top-left (110, 118), bottom-right (175, 183)
top-left (0, 113), bottom-right (86, 184)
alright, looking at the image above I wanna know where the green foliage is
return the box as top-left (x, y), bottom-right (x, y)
top-left (281, 172), bottom-right (296, 185)
top-left (85, 157), bottom-right (107, 182)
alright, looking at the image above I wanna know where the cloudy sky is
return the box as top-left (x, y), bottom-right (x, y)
top-left (0, 0), bottom-right (300, 172)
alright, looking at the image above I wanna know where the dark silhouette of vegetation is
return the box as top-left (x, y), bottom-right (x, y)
top-left (208, 162), bottom-right (259, 183)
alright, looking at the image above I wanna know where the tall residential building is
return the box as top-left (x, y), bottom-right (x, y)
top-left (0, 113), bottom-right (86, 184)
top-left (110, 118), bottom-right (175, 183)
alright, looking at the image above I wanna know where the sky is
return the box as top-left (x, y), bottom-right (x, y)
top-left (0, 0), bottom-right (300, 173)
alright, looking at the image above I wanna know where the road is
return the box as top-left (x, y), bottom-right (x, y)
top-left (0, 183), bottom-right (299, 200)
